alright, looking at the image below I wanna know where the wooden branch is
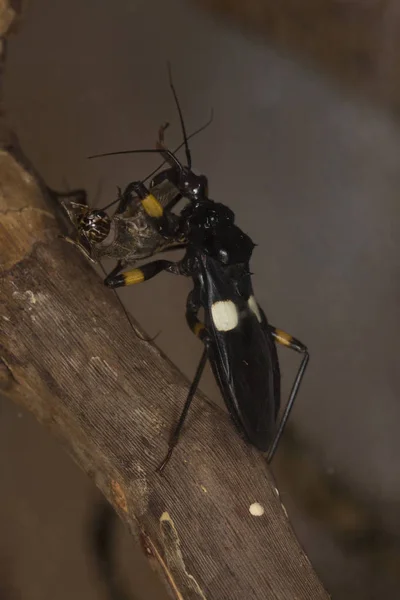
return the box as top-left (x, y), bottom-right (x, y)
top-left (197, 0), bottom-right (400, 115)
top-left (0, 146), bottom-right (330, 599)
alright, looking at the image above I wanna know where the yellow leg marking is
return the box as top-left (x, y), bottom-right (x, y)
top-left (193, 322), bottom-right (205, 337)
top-left (141, 194), bottom-right (163, 218)
top-left (274, 329), bottom-right (293, 347)
top-left (123, 269), bottom-right (145, 285)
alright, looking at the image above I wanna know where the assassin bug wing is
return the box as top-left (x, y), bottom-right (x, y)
top-left (201, 256), bottom-right (281, 451)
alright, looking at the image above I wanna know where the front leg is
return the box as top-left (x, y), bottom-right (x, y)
top-left (105, 259), bottom-right (182, 289)
top-left (126, 181), bottom-right (180, 239)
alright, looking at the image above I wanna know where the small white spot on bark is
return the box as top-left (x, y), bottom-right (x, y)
top-left (211, 300), bottom-right (238, 331)
top-left (249, 502), bottom-right (265, 516)
top-left (248, 295), bottom-right (262, 323)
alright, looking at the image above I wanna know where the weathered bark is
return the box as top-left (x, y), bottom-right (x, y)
top-left (197, 0), bottom-right (400, 115)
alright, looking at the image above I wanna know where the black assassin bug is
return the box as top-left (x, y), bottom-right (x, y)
top-left (89, 65), bottom-right (309, 472)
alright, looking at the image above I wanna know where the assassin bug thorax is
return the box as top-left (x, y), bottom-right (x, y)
top-left (89, 65), bottom-right (309, 472)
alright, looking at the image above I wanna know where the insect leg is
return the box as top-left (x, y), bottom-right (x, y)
top-left (124, 180), bottom-right (179, 238)
top-left (185, 286), bottom-right (207, 340)
top-left (266, 326), bottom-right (309, 463)
top-left (157, 285), bottom-right (208, 473)
top-left (114, 185), bottom-right (135, 215)
top-left (157, 348), bottom-right (207, 474)
top-left (100, 260), bottom-right (158, 343)
top-left (104, 259), bottom-right (181, 289)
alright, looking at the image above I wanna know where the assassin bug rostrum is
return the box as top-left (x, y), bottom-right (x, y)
top-left (89, 67), bottom-right (309, 472)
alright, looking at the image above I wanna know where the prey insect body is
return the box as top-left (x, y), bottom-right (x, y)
top-left (89, 65), bottom-right (309, 472)
top-left (59, 181), bottom-right (185, 274)
top-left (57, 181), bottom-right (184, 342)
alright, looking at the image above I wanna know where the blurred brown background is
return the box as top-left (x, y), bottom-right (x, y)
top-left (2, 0), bottom-right (400, 598)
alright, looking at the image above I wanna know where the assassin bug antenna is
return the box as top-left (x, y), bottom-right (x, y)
top-left (89, 64), bottom-right (195, 173)
top-left (166, 61), bottom-right (191, 169)
top-left (97, 109), bottom-right (213, 212)
top-left (144, 108), bottom-right (213, 185)
top-left (88, 147), bottom-right (184, 174)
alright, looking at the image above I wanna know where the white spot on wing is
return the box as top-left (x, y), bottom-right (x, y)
top-left (211, 300), bottom-right (238, 331)
top-left (249, 502), bottom-right (265, 516)
top-left (248, 295), bottom-right (262, 323)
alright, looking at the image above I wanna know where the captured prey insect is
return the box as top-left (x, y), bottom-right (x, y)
top-left (89, 66), bottom-right (309, 472)
top-left (60, 113), bottom-right (213, 292)
top-left (58, 180), bottom-right (185, 281)
top-left (55, 181), bottom-right (185, 341)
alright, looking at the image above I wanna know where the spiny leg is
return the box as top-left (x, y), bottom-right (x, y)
top-left (266, 326), bottom-right (309, 463)
top-left (157, 285), bottom-right (208, 473)
top-left (105, 259), bottom-right (181, 289)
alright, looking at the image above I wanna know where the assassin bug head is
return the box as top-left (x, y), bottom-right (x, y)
top-left (77, 209), bottom-right (111, 244)
top-left (165, 63), bottom-right (209, 202)
top-left (178, 169), bottom-right (208, 202)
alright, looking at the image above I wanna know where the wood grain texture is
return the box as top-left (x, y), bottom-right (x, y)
top-left (0, 149), bottom-right (331, 599)
top-left (196, 0), bottom-right (400, 114)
